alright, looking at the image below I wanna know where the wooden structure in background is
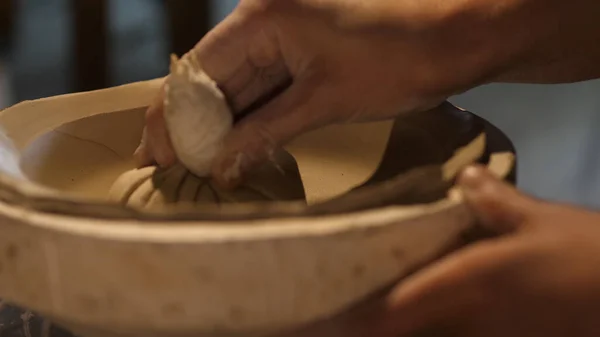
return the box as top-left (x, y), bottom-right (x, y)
top-left (0, 1), bottom-right (213, 92)
top-left (73, 0), bottom-right (109, 92)
top-left (72, 1), bottom-right (212, 92)
top-left (0, 0), bottom-right (13, 46)
top-left (164, 1), bottom-right (213, 57)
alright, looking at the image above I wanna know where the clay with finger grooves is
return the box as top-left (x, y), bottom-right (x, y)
top-left (109, 53), bottom-right (307, 208)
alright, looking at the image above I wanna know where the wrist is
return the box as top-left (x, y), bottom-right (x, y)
top-left (373, 0), bottom-right (531, 100)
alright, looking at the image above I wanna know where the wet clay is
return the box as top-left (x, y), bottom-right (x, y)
top-left (109, 53), bottom-right (306, 209)
top-left (109, 54), bottom-right (306, 209)
top-left (0, 74), bottom-right (517, 337)
top-left (109, 150), bottom-right (306, 209)
top-left (163, 54), bottom-right (232, 178)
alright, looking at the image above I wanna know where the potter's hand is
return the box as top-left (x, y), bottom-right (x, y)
top-left (134, 0), bottom-right (474, 186)
top-left (136, 0), bottom-right (600, 187)
top-left (287, 166), bottom-right (600, 337)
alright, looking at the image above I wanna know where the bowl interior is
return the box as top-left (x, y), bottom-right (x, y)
top-left (15, 101), bottom-right (491, 209)
top-left (20, 108), bottom-right (146, 201)
top-left (16, 105), bottom-right (398, 206)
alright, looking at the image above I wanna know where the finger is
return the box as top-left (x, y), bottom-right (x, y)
top-left (134, 84), bottom-right (173, 168)
top-left (133, 126), bottom-right (153, 167)
top-left (191, 4), bottom-right (290, 113)
top-left (379, 238), bottom-right (530, 337)
top-left (139, 4), bottom-right (288, 170)
top-left (211, 78), bottom-right (336, 188)
top-left (143, 85), bottom-right (177, 168)
top-left (458, 165), bottom-right (538, 234)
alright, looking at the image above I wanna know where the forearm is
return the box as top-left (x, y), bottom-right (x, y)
top-left (437, 0), bottom-right (600, 85)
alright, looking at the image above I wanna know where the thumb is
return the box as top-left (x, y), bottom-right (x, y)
top-left (211, 79), bottom-right (336, 188)
top-left (458, 165), bottom-right (538, 234)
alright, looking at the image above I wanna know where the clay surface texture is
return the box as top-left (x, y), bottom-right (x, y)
top-left (109, 54), bottom-right (307, 210)
top-left (164, 54), bottom-right (232, 178)
top-left (0, 76), bottom-right (517, 337)
top-left (109, 153), bottom-right (306, 209)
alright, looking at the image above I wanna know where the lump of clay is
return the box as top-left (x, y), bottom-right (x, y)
top-left (164, 53), bottom-right (232, 177)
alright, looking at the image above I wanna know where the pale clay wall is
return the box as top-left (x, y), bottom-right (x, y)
top-left (9, 0), bottom-right (600, 207)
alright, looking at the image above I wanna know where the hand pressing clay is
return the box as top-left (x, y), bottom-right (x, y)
top-left (109, 53), bottom-right (306, 208)
top-left (163, 53), bottom-right (232, 177)
top-left (109, 153), bottom-right (305, 209)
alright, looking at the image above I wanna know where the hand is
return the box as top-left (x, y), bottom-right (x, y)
top-left (135, 0), bottom-right (504, 187)
top-left (136, 0), bottom-right (600, 187)
top-left (284, 165), bottom-right (600, 337)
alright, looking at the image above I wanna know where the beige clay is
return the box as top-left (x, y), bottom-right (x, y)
top-left (110, 53), bottom-right (307, 209)
top-left (164, 53), bottom-right (232, 177)
top-left (109, 153), bottom-right (306, 209)
top-left (0, 76), bottom-right (516, 337)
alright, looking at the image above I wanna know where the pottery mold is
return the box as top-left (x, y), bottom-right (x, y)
top-left (0, 78), bottom-right (515, 337)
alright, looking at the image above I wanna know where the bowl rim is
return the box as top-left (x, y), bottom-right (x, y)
top-left (0, 148), bottom-right (514, 243)
top-left (0, 78), bottom-right (517, 236)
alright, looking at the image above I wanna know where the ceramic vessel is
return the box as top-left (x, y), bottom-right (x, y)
top-left (0, 78), bottom-right (516, 337)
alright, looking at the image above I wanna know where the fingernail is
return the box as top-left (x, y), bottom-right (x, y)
top-left (458, 165), bottom-right (488, 190)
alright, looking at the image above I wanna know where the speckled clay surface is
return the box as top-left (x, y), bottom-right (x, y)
top-left (0, 79), bottom-right (516, 337)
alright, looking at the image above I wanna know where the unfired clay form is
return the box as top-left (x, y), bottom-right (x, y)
top-left (0, 77), bottom-right (516, 337)
top-left (163, 53), bottom-right (232, 178)
top-left (110, 54), bottom-right (306, 209)
top-left (109, 155), bottom-right (305, 209)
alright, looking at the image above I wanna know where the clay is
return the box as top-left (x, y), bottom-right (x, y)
top-left (110, 54), bottom-right (306, 210)
top-left (0, 78), bottom-right (516, 337)
top-left (164, 53), bottom-right (233, 177)
top-left (164, 54), bottom-right (233, 177)
top-left (109, 152), bottom-right (306, 209)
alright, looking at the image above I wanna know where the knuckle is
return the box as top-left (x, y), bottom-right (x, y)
top-left (477, 179), bottom-right (503, 203)
top-left (255, 64), bottom-right (286, 87)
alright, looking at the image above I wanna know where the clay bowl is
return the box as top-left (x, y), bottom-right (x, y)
top-left (0, 79), bottom-right (516, 337)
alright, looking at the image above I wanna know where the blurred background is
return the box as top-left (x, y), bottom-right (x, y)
top-left (1, 0), bottom-right (599, 207)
